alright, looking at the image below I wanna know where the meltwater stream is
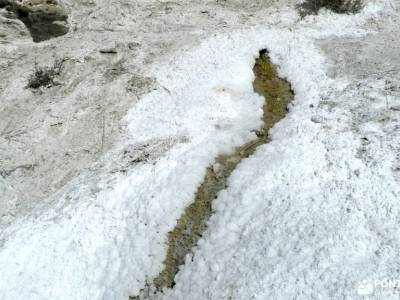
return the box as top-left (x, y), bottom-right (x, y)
top-left (131, 49), bottom-right (294, 299)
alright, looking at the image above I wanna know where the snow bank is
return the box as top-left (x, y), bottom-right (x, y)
top-left (1, 10), bottom-right (277, 300)
top-left (0, 1), bottom-right (397, 300)
top-left (157, 3), bottom-right (400, 300)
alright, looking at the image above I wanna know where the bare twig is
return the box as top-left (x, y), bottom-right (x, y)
top-left (100, 109), bottom-right (106, 152)
top-left (0, 164), bottom-right (37, 178)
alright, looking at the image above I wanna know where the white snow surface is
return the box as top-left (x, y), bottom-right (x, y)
top-left (1, 1), bottom-right (400, 300)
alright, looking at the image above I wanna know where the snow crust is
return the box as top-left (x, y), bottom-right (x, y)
top-left (158, 3), bottom-right (400, 300)
top-left (0, 1), bottom-right (399, 300)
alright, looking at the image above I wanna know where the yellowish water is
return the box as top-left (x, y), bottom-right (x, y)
top-left (130, 49), bottom-right (294, 299)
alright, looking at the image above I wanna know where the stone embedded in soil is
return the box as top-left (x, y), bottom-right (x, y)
top-left (7, 0), bottom-right (69, 42)
top-left (298, 0), bottom-right (362, 16)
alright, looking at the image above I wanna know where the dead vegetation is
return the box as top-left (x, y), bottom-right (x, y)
top-left (27, 58), bottom-right (65, 89)
top-left (298, 0), bottom-right (363, 17)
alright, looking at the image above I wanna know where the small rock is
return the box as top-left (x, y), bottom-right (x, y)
top-left (12, 0), bottom-right (69, 42)
top-left (311, 115), bottom-right (324, 123)
top-left (127, 41), bottom-right (140, 50)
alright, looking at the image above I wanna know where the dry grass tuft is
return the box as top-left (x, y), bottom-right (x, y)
top-left (27, 59), bottom-right (65, 89)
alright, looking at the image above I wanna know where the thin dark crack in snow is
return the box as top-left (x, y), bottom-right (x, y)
top-left (130, 49), bottom-right (294, 299)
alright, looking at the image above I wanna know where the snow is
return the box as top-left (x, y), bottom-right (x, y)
top-left (158, 3), bottom-right (400, 300)
top-left (0, 0), bottom-right (400, 299)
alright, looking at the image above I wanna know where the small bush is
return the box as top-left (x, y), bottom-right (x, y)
top-left (27, 58), bottom-right (65, 89)
top-left (298, 0), bottom-right (363, 17)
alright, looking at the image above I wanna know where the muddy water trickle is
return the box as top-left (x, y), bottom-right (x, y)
top-left (131, 49), bottom-right (294, 299)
